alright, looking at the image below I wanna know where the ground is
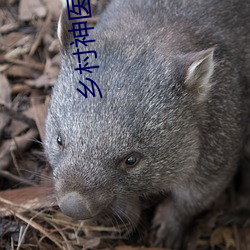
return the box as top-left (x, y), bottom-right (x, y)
top-left (0, 0), bottom-right (249, 249)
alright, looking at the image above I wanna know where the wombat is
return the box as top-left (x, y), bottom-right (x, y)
top-left (44, 0), bottom-right (250, 248)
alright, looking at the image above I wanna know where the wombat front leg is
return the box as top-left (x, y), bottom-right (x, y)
top-left (152, 187), bottom-right (213, 249)
top-left (153, 198), bottom-right (189, 249)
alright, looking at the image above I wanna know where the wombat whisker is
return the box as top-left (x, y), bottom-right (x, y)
top-left (115, 208), bottom-right (134, 235)
top-left (108, 213), bottom-right (118, 231)
top-left (109, 210), bottom-right (123, 238)
top-left (30, 138), bottom-right (43, 145)
top-left (45, 195), bottom-right (57, 205)
top-left (114, 206), bottom-right (136, 234)
top-left (22, 169), bottom-right (53, 182)
top-left (124, 206), bottom-right (147, 231)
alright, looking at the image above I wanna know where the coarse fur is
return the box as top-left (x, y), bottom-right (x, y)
top-left (45, 0), bottom-right (250, 248)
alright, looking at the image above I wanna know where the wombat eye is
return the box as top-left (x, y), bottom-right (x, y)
top-left (125, 153), bottom-right (140, 167)
top-left (57, 135), bottom-right (63, 146)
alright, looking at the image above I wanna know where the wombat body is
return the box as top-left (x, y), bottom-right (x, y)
top-left (45, 0), bottom-right (250, 248)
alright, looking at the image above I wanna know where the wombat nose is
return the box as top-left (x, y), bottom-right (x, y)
top-left (58, 192), bottom-right (93, 220)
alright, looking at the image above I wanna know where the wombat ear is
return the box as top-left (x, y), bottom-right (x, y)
top-left (184, 48), bottom-right (215, 102)
top-left (57, 7), bottom-right (73, 50)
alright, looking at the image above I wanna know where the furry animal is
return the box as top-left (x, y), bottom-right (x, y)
top-left (45, 0), bottom-right (250, 248)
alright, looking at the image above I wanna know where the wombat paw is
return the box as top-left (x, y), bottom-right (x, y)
top-left (152, 200), bottom-right (185, 250)
top-left (153, 224), bottom-right (183, 250)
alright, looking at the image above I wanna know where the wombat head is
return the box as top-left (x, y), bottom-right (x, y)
top-left (44, 8), bottom-right (214, 224)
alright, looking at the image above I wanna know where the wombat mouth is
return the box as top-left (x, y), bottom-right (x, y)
top-left (73, 198), bottom-right (141, 231)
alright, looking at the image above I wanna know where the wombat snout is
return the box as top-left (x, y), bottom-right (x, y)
top-left (58, 192), bottom-right (103, 220)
